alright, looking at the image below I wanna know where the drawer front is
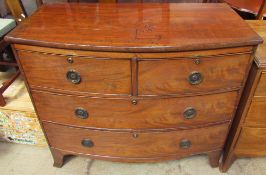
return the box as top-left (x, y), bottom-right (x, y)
top-left (254, 72), bottom-right (266, 97)
top-left (235, 127), bottom-right (266, 156)
top-left (33, 90), bottom-right (237, 129)
top-left (244, 101), bottom-right (266, 127)
top-left (17, 51), bottom-right (131, 95)
top-left (138, 54), bottom-right (250, 95)
top-left (43, 122), bottom-right (229, 158)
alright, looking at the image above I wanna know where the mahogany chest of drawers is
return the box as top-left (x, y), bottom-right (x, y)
top-left (221, 20), bottom-right (266, 172)
top-left (5, 3), bottom-right (262, 168)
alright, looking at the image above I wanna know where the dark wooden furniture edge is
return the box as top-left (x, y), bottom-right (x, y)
top-left (30, 86), bottom-right (242, 99)
top-left (220, 61), bottom-right (262, 172)
top-left (220, 0), bottom-right (266, 19)
top-left (255, 55), bottom-right (266, 68)
top-left (4, 36), bottom-right (263, 53)
top-left (41, 119), bottom-right (231, 132)
top-left (0, 38), bottom-right (9, 50)
top-left (10, 45), bottom-right (58, 167)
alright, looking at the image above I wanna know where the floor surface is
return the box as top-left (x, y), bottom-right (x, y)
top-left (1, 142), bottom-right (266, 175)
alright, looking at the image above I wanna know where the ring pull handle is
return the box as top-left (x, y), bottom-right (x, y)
top-left (188, 71), bottom-right (203, 85)
top-left (180, 139), bottom-right (191, 149)
top-left (183, 107), bottom-right (197, 119)
top-left (75, 108), bottom-right (89, 119)
top-left (66, 70), bottom-right (81, 84)
top-left (81, 139), bottom-right (94, 148)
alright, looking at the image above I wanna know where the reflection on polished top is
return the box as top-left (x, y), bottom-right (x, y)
top-left (5, 3), bottom-right (262, 52)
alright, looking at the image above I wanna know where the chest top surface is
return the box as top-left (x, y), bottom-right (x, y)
top-left (5, 3), bottom-right (262, 52)
top-left (247, 20), bottom-right (266, 68)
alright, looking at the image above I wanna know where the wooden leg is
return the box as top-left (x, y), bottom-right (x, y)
top-left (50, 148), bottom-right (65, 168)
top-left (0, 94), bottom-right (6, 106)
top-left (220, 153), bottom-right (237, 172)
top-left (0, 70), bottom-right (20, 107)
top-left (208, 150), bottom-right (222, 168)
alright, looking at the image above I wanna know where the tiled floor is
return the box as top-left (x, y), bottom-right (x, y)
top-left (1, 142), bottom-right (266, 175)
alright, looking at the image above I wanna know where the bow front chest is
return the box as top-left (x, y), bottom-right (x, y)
top-left (5, 3), bottom-right (262, 168)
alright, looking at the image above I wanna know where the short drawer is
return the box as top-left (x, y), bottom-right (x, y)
top-left (17, 50), bottom-right (131, 95)
top-left (43, 122), bottom-right (229, 159)
top-left (244, 101), bottom-right (266, 127)
top-left (254, 72), bottom-right (266, 97)
top-left (32, 90), bottom-right (237, 130)
top-left (138, 54), bottom-right (251, 95)
top-left (235, 127), bottom-right (266, 156)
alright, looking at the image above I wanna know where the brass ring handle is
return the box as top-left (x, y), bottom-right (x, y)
top-left (66, 70), bottom-right (81, 84)
top-left (188, 71), bottom-right (203, 85)
top-left (75, 107), bottom-right (89, 119)
top-left (180, 139), bottom-right (191, 149)
top-left (81, 139), bottom-right (94, 148)
top-left (183, 107), bottom-right (197, 119)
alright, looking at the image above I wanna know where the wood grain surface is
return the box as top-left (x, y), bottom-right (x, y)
top-left (17, 50), bottom-right (131, 95)
top-left (14, 44), bottom-right (253, 59)
top-left (32, 90), bottom-right (237, 130)
top-left (138, 54), bottom-right (251, 95)
top-left (5, 3), bottom-right (262, 52)
top-left (235, 127), bottom-right (266, 156)
top-left (244, 100), bottom-right (266, 127)
top-left (17, 48), bottom-right (252, 96)
top-left (43, 122), bottom-right (229, 160)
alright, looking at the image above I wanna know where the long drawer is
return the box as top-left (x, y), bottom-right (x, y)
top-left (17, 50), bottom-right (131, 95)
top-left (138, 54), bottom-right (251, 95)
top-left (43, 122), bottom-right (229, 159)
top-left (33, 90), bottom-right (237, 130)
